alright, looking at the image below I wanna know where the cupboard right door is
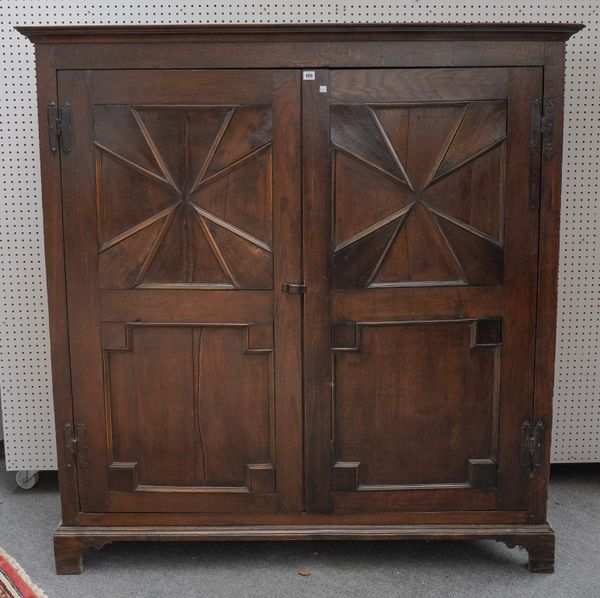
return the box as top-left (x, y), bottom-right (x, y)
top-left (303, 67), bottom-right (543, 514)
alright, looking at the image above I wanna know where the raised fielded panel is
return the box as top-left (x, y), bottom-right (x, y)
top-left (103, 323), bottom-right (273, 492)
top-left (332, 319), bottom-right (500, 490)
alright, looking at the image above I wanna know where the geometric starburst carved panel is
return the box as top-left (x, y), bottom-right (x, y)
top-left (331, 101), bottom-right (507, 288)
top-left (95, 105), bottom-right (273, 289)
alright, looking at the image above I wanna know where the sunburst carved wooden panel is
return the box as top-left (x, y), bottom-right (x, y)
top-left (95, 105), bottom-right (273, 289)
top-left (331, 102), bottom-right (506, 288)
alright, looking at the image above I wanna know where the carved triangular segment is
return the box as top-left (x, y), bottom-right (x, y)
top-left (186, 107), bottom-right (234, 193)
top-left (142, 206), bottom-right (188, 283)
top-left (191, 147), bottom-right (273, 246)
top-left (134, 108), bottom-right (186, 192)
top-left (331, 104), bottom-right (406, 182)
top-left (332, 213), bottom-right (406, 289)
top-left (433, 101), bottom-right (507, 182)
top-left (188, 208), bottom-right (234, 286)
top-left (435, 215), bottom-right (504, 285)
top-left (99, 213), bottom-right (173, 289)
top-left (203, 216), bottom-right (273, 290)
top-left (373, 103), bottom-right (467, 191)
top-left (425, 143), bottom-right (505, 243)
top-left (94, 106), bottom-right (167, 182)
top-left (97, 152), bottom-right (179, 247)
top-left (333, 149), bottom-right (412, 246)
top-left (204, 105), bottom-right (272, 179)
top-left (143, 205), bottom-right (233, 286)
top-left (373, 202), bottom-right (462, 285)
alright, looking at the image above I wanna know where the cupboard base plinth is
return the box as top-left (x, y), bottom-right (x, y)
top-left (54, 521), bottom-right (555, 574)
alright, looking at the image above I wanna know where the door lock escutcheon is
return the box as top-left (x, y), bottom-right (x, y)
top-left (282, 282), bottom-right (308, 294)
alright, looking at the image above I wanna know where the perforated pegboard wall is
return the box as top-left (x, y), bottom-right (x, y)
top-left (0, 1), bottom-right (597, 470)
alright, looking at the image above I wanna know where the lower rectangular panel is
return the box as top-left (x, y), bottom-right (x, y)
top-left (330, 319), bottom-right (500, 512)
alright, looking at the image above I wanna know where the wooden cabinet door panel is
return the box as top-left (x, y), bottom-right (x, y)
top-left (304, 67), bottom-right (542, 513)
top-left (59, 70), bottom-right (302, 513)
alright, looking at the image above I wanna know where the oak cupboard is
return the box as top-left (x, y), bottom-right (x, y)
top-left (18, 23), bottom-right (582, 574)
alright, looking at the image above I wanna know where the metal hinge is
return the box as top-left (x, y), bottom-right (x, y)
top-left (47, 100), bottom-right (72, 153)
top-left (282, 282), bottom-right (308, 294)
top-left (62, 422), bottom-right (88, 470)
top-left (520, 419), bottom-right (546, 471)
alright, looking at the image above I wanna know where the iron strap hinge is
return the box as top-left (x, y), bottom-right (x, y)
top-left (47, 100), bottom-right (72, 153)
top-left (282, 282), bottom-right (308, 294)
top-left (520, 419), bottom-right (546, 471)
top-left (62, 422), bottom-right (88, 470)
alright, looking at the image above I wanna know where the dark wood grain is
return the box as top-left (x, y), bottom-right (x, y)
top-left (48, 41), bottom-right (548, 72)
top-left (325, 66), bottom-right (541, 515)
top-left (271, 70), bottom-right (304, 512)
top-left (34, 45), bottom-right (80, 525)
top-left (91, 70), bottom-right (273, 104)
top-left (17, 22), bottom-right (583, 43)
top-left (528, 42), bottom-right (567, 524)
top-left (302, 69), bottom-right (333, 513)
top-left (25, 23), bottom-right (576, 574)
top-left (494, 67), bottom-right (543, 509)
top-left (100, 290), bottom-right (272, 322)
top-left (59, 70), bottom-right (109, 512)
top-left (333, 321), bottom-right (498, 497)
top-left (58, 68), bottom-right (301, 515)
top-left (76, 509), bottom-right (530, 526)
top-left (52, 523), bottom-right (555, 574)
top-left (330, 68), bottom-right (508, 103)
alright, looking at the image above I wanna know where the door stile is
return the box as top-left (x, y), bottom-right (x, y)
top-left (302, 69), bottom-right (334, 513)
top-left (495, 66), bottom-right (544, 509)
top-left (37, 48), bottom-right (81, 524)
top-left (272, 70), bottom-right (304, 512)
top-left (59, 69), bottom-right (110, 512)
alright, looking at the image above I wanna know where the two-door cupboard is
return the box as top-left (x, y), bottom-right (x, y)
top-left (18, 22), bottom-right (582, 574)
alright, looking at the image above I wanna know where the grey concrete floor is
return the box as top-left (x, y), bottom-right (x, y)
top-left (0, 460), bottom-right (599, 598)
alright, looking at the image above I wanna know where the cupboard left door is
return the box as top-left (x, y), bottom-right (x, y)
top-left (57, 69), bottom-right (303, 514)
